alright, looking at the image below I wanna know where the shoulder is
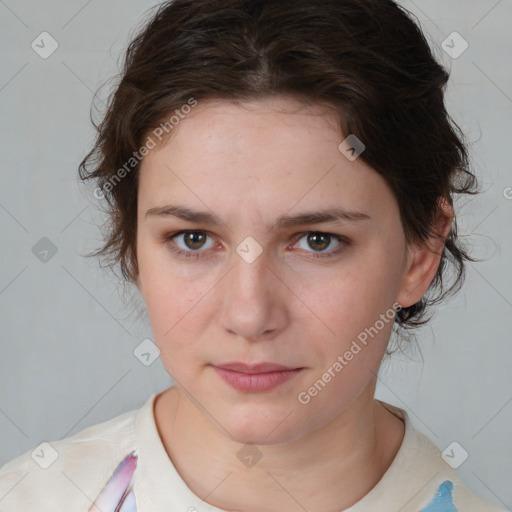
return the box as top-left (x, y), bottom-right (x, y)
top-left (0, 405), bottom-right (139, 511)
top-left (412, 429), bottom-right (504, 511)
top-left (378, 401), bottom-right (506, 512)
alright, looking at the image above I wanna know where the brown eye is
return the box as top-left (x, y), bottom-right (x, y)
top-left (182, 231), bottom-right (208, 250)
top-left (307, 232), bottom-right (331, 251)
top-left (165, 231), bottom-right (216, 256)
top-left (293, 231), bottom-right (347, 258)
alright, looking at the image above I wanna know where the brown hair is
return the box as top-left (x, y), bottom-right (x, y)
top-left (79, 0), bottom-right (478, 336)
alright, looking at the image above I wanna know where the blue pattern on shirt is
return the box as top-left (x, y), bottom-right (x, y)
top-left (421, 480), bottom-right (458, 511)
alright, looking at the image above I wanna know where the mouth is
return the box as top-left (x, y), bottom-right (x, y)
top-left (212, 362), bottom-right (304, 392)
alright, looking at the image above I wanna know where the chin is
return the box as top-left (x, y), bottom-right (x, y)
top-left (223, 407), bottom-right (308, 446)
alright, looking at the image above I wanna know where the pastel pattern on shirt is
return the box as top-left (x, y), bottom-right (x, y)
top-left (421, 480), bottom-right (458, 511)
top-left (88, 452), bottom-right (138, 512)
top-left (91, 455), bottom-right (460, 512)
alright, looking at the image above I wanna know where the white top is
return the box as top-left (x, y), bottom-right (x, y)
top-left (0, 390), bottom-right (505, 511)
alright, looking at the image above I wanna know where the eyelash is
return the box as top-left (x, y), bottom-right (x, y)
top-left (161, 230), bottom-right (350, 260)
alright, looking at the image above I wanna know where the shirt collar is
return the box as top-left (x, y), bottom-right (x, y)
top-left (132, 390), bottom-right (437, 512)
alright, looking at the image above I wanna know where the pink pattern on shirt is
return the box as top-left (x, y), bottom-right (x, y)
top-left (88, 452), bottom-right (138, 512)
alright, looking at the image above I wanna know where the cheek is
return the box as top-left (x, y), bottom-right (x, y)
top-left (143, 285), bottom-right (204, 379)
top-left (138, 262), bottom-right (213, 371)
top-left (137, 239), bottom-right (193, 326)
top-left (316, 258), bottom-right (399, 333)
top-left (300, 250), bottom-right (402, 370)
top-left (145, 284), bottom-right (203, 343)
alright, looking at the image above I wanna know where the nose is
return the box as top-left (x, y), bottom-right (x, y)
top-left (219, 249), bottom-right (287, 342)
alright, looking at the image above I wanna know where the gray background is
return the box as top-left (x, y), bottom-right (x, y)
top-left (0, 0), bottom-right (511, 509)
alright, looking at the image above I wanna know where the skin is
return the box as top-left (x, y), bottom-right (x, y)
top-left (135, 96), bottom-right (453, 512)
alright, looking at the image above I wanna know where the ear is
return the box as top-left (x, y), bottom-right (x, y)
top-left (396, 198), bottom-right (454, 308)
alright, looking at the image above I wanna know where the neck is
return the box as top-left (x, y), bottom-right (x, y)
top-left (154, 382), bottom-right (405, 512)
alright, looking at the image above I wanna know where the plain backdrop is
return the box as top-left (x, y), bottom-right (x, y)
top-left (0, 0), bottom-right (511, 509)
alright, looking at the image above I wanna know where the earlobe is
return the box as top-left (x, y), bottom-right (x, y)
top-left (396, 198), bottom-right (453, 308)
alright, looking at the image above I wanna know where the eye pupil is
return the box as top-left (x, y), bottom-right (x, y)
top-left (308, 232), bottom-right (329, 251)
top-left (185, 232), bottom-right (206, 250)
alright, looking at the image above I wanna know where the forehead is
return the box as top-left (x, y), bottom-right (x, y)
top-left (137, 97), bottom-right (397, 224)
top-left (146, 96), bottom-right (342, 163)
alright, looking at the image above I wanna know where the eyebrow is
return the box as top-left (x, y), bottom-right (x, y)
top-left (145, 204), bottom-right (370, 231)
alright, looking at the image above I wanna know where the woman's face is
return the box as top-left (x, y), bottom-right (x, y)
top-left (136, 96), bottom-right (414, 445)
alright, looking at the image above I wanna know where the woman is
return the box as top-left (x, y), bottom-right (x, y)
top-left (0, 0), bottom-right (505, 510)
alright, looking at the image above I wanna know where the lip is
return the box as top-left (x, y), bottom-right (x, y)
top-left (212, 362), bottom-right (304, 392)
top-left (216, 362), bottom-right (298, 373)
